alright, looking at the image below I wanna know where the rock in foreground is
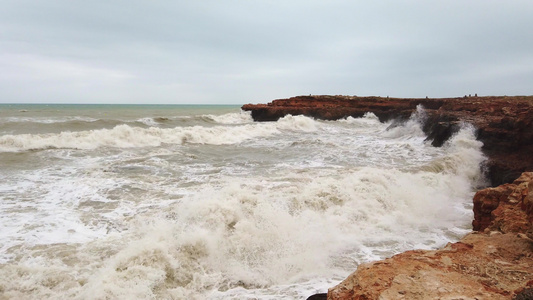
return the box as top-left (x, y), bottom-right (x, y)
top-left (328, 234), bottom-right (533, 300)
top-left (327, 173), bottom-right (533, 300)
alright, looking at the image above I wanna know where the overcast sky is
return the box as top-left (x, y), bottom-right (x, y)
top-left (1, 1), bottom-right (533, 104)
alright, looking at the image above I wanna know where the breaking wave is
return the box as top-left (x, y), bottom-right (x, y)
top-left (0, 114), bottom-right (322, 152)
top-left (0, 106), bottom-right (488, 299)
top-left (201, 111), bottom-right (253, 124)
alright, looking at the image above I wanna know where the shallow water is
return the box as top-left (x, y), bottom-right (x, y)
top-left (0, 104), bottom-right (485, 299)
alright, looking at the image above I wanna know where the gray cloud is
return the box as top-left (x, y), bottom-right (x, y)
top-left (1, 0), bottom-right (532, 103)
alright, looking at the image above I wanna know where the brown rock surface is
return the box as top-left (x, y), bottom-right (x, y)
top-left (327, 173), bottom-right (533, 300)
top-left (473, 172), bottom-right (533, 237)
top-left (327, 233), bottom-right (533, 300)
top-left (242, 95), bottom-right (533, 186)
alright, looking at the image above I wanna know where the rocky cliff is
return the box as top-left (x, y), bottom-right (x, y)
top-left (326, 172), bottom-right (533, 300)
top-left (242, 95), bottom-right (533, 186)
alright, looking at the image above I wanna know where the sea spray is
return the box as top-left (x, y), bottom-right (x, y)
top-left (0, 105), bottom-right (486, 299)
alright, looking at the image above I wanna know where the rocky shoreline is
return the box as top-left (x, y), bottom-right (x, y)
top-left (327, 172), bottom-right (533, 300)
top-left (242, 95), bottom-right (533, 186)
top-left (241, 95), bottom-right (533, 300)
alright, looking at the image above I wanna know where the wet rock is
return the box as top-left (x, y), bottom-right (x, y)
top-left (473, 172), bottom-right (533, 234)
top-left (306, 293), bottom-right (327, 300)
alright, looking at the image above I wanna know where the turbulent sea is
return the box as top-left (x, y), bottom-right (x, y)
top-left (0, 104), bottom-right (486, 299)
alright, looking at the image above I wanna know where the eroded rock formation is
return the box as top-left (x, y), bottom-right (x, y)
top-left (473, 172), bottom-right (533, 237)
top-left (326, 173), bottom-right (533, 300)
top-left (242, 95), bottom-right (533, 186)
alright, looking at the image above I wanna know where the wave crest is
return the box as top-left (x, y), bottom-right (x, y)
top-left (277, 115), bottom-right (320, 132)
top-left (0, 124), bottom-right (282, 152)
top-left (203, 111), bottom-right (253, 124)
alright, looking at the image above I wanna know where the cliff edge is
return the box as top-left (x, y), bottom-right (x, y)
top-left (242, 95), bottom-right (533, 186)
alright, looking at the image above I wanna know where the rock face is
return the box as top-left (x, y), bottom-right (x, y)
top-left (242, 95), bottom-right (533, 186)
top-left (472, 172), bottom-right (533, 237)
top-left (327, 173), bottom-right (533, 300)
top-left (327, 233), bottom-right (533, 300)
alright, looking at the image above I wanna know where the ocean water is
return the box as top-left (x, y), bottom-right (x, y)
top-left (0, 104), bottom-right (486, 299)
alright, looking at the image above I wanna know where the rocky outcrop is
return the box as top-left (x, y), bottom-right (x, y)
top-left (327, 233), bottom-right (533, 300)
top-left (472, 172), bottom-right (533, 237)
top-left (325, 173), bottom-right (533, 300)
top-left (242, 95), bottom-right (533, 186)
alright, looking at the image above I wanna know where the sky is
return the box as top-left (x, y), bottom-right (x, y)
top-left (1, 1), bottom-right (533, 104)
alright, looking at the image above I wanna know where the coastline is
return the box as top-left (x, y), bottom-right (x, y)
top-left (242, 95), bottom-right (533, 186)
top-left (242, 95), bottom-right (533, 299)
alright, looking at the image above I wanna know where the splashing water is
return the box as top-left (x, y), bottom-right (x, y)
top-left (0, 104), bottom-right (485, 299)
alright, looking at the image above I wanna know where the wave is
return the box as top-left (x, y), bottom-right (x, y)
top-left (201, 110), bottom-right (253, 124)
top-left (0, 110), bottom-right (488, 298)
top-left (0, 118), bottom-right (128, 137)
top-left (135, 117), bottom-right (161, 127)
top-left (338, 112), bottom-right (381, 127)
top-left (0, 114), bottom-right (323, 152)
top-left (133, 111), bottom-right (252, 128)
top-left (0, 125), bottom-right (278, 152)
top-left (70, 162), bottom-right (479, 299)
top-left (0, 160), bottom-right (482, 298)
top-left (416, 123), bottom-right (486, 184)
top-left (380, 105), bottom-right (427, 139)
top-left (277, 115), bottom-right (321, 132)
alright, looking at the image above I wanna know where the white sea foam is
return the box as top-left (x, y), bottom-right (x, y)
top-left (136, 117), bottom-right (159, 127)
top-left (0, 124), bottom-right (274, 152)
top-left (338, 112), bottom-right (381, 127)
top-left (0, 166), bottom-right (115, 262)
top-left (6, 163), bottom-right (477, 299)
top-left (0, 114), bottom-right (328, 152)
top-left (203, 110), bottom-right (253, 124)
top-left (277, 115), bottom-right (320, 132)
top-left (0, 106), bottom-right (487, 299)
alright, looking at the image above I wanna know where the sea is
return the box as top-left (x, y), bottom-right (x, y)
top-left (0, 104), bottom-right (486, 299)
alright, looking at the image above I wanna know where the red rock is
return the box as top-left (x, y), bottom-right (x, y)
top-left (473, 172), bottom-right (533, 234)
top-left (328, 232), bottom-right (533, 300)
top-left (328, 233), bottom-right (533, 300)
